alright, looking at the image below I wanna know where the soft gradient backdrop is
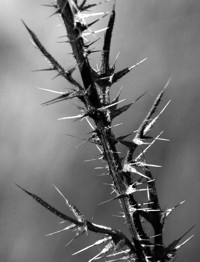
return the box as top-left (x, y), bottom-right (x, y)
top-left (0, 0), bottom-right (200, 261)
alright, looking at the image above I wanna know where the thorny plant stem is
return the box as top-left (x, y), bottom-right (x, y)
top-left (57, 0), bottom-right (146, 257)
top-left (97, 125), bottom-right (146, 260)
top-left (17, 1), bottom-right (194, 261)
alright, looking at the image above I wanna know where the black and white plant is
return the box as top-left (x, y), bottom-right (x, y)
top-left (17, 1), bottom-right (194, 261)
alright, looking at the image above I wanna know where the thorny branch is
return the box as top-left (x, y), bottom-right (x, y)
top-left (18, 1), bottom-right (194, 261)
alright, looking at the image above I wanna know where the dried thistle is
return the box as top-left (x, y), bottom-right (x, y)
top-left (17, 1), bottom-right (194, 261)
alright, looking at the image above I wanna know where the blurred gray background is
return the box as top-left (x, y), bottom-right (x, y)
top-left (0, 0), bottom-right (200, 261)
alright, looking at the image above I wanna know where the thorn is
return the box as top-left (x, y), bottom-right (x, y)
top-left (15, 183), bottom-right (77, 224)
top-left (49, 9), bottom-right (61, 18)
top-left (84, 49), bottom-right (102, 57)
top-left (96, 145), bottom-right (103, 154)
top-left (81, 12), bottom-right (109, 19)
top-left (65, 133), bottom-right (84, 140)
top-left (97, 172), bottom-right (109, 177)
top-left (112, 213), bottom-right (125, 219)
top-left (84, 158), bottom-right (98, 162)
top-left (64, 229), bottom-right (85, 247)
top-left (103, 182), bottom-right (114, 187)
top-left (46, 224), bottom-right (76, 236)
top-left (143, 100), bottom-right (171, 135)
top-left (129, 57), bottom-right (147, 70)
top-left (110, 123), bottom-right (123, 128)
top-left (112, 58), bottom-right (147, 84)
top-left (164, 77), bottom-right (172, 90)
top-left (147, 185), bottom-right (150, 201)
top-left (58, 34), bottom-right (68, 39)
top-left (100, 98), bottom-right (126, 111)
top-left (164, 200), bottom-right (186, 217)
top-left (87, 13), bottom-right (109, 28)
top-left (75, 139), bottom-right (89, 149)
top-left (175, 235), bottom-right (194, 250)
top-left (83, 27), bottom-right (108, 37)
top-left (98, 196), bottom-right (119, 205)
top-left (58, 114), bottom-right (83, 120)
top-left (134, 161), bottom-right (162, 168)
top-left (150, 234), bottom-right (162, 239)
top-left (84, 37), bottom-right (101, 48)
top-left (166, 225), bottom-right (195, 253)
top-left (135, 77), bottom-right (171, 140)
top-left (156, 137), bottom-right (170, 142)
top-left (111, 85), bottom-right (123, 104)
top-left (72, 236), bottom-right (112, 256)
top-left (111, 51), bottom-right (120, 70)
top-left (38, 87), bottom-right (65, 94)
top-left (85, 117), bottom-right (95, 130)
top-left (41, 3), bottom-right (58, 8)
top-left (32, 67), bottom-right (55, 72)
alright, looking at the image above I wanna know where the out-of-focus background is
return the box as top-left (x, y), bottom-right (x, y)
top-left (1, 0), bottom-right (200, 261)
